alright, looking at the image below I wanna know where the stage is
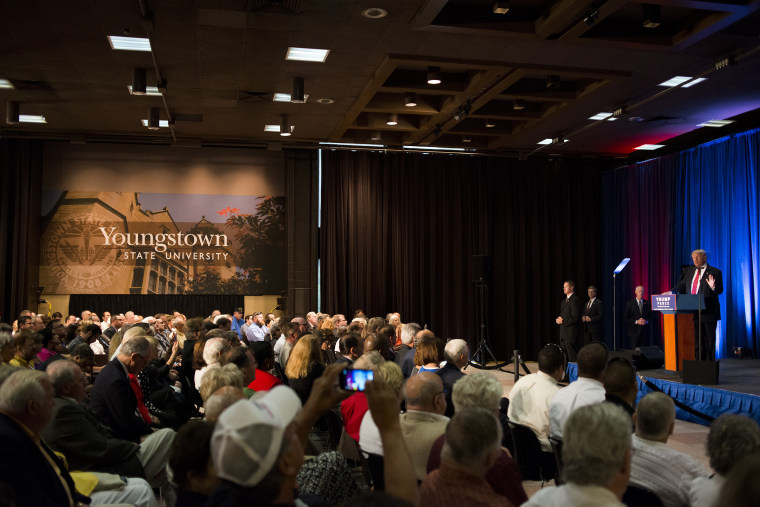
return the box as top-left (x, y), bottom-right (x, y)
top-left (564, 358), bottom-right (760, 427)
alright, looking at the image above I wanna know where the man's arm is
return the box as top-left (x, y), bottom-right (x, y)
top-left (590, 301), bottom-right (604, 323)
top-left (365, 375), bottom-right (418, 506)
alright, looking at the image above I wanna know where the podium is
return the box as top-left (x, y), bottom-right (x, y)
top-left (653, 294), bottom-right (718, 384)
top-left (652, 294), bottom-right (704, 371)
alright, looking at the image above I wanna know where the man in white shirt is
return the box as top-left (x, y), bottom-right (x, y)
top-left (524, 402), bottom-right (632, 507)
top-left (549, 342), bottom-right (607, 438)
top-left (508, 344), bottom-right (564, 452)
top-left (629, 392), bottom-right (707, 507)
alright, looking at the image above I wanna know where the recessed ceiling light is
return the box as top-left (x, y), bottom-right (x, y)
top-left (634, 144), bottom-right (665, 150)
top-left (427, 66), bottom-right (442, 85)
top-left (538, 139), bottom-right (553, 145)
top-left (403, 145), bottom-right (467, 152)
top-left (361, 7), bottom-right (387, 19)
top-left (317, 98), bottom-right (334, 104)
top-left (286, 47), bottom-right (329, 62)
top-left (140, 119), bottom-right (169, 128)
top-left (588, 112), bottom-right (613, 121)
top-left (107, 35), bottom-right (151, 52)
top-left (19, 115), bottom-right (47, 123)
top-left (658, 76), bottom-right (692, 87)
top-left (387, 113), bottom-right (398, 126)
top-left (264, 124), bottom-right (295, 134)
top-left (128, 85), bottom-right (162, 96)
top-left (485, 119), bottom-right (495, 128)
top-left (697, 119), bottom-right (735, 127)
top-left (0, 79), bottom-right (13, 89)
top-left (273, 93), bottom-right (309, 103)
top-left (681, 77), bottom-right (707, 88)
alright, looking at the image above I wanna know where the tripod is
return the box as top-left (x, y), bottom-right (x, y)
top-left (468, 281), bottom-right (509, 370)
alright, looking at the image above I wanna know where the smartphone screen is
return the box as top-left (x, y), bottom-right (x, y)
top-left (339, 368), bottom-right (374, 391)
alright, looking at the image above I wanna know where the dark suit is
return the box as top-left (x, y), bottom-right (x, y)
top-left (0, 412), bottom-right (90, 507)
top-left (582, 298), bottom-right (604, 344)
top-left (671, 263), bottom-right (724, 360)
top-left (559, 293), bottom-right (582, 362)
top-left (435, 362), bottom-right (465, 417)
top-left (89, 357), bottom-right (152, 442)
top-left (42, 397), bottom-right (145, 477)
top-left (624, 298), bottom-right (651, 349)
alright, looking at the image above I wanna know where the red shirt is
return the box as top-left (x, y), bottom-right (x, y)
top-left (247, 368), bottom-right (282, 392)
top-left (340, 392), bottom-right (368, 441)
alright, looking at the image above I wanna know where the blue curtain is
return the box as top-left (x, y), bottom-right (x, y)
top-left (604, 128), bottom-right (760, 358)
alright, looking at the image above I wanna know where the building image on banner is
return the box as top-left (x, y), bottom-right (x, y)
top-left (39, 191), bottom-right (285, 295)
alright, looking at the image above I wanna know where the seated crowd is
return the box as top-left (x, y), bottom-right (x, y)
top-left (1, 309), bottom-right (759, 507)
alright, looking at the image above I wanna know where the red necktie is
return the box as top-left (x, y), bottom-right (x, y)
top-left (691, 268), bottom-right (702, 294)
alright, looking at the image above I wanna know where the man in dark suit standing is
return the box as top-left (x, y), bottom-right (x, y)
top-left (556, 280), bottom-right (582, 362)
top-left (670, 249), bottom-right (723, 361)
top-left (624, 285), bottom-right (651, 349)
top-left (582, 286), bottom-right (604, 344)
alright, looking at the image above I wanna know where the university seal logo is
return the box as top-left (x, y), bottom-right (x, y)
top-left (43, 214), bottom-right (126, 292)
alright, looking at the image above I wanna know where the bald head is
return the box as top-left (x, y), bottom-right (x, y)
top-left (404, 372), bottom-right (446, 414)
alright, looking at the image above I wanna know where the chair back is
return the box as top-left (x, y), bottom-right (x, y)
top-left (548, 434), bottom-right (564, 485)
top-left (622, 484), bottom-right (666, 507)
top-left (507, 420), bottom-right (546, 481)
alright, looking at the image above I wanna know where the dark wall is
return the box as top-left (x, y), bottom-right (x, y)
top-left (320, 150), bottom-right (612, 360)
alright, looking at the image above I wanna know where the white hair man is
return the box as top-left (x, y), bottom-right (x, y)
top-left (436, 338), bottom-right (468, 416)
top-left (629, 392), bottom-right (707, 507)
top-left (524, 402), bottom-right (633, 507)
top-left (393, 322), bottom-right (420, 368)
top-left (420, 407), bottom-right (508, 506)
top-left (195, 337), bottom-right (229, 390)
top-left (0, 370), bottom-right (157, 507)
top-left (427, 371), bottom-right (528, 506)
top-left (44, 359), bottom-right (176, 503)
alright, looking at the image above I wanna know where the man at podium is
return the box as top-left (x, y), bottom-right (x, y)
top-left (670, 249), bottom-right (723, 361)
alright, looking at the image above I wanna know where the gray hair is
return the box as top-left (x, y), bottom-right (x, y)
top-left (47, 359), bottom-right (80, 396)
top-left (400, 323), bottom-right (420, 346)
top-left (563, 402), bottom-right (632, 486)
top-left (204, 385), bottom-right (245, 424)
top-left (691, 249), bottom-right (707, 258)
top-left (354, 351), bottom-right (385, 371)
top-left (707, 414), bottom-right (760, 476)
top-left (635, 392), bottom-right (675, 441)
top-left (0, 369), bottom-right (47, 415)
top-left (0, 332), bottom-right (13, 349)
top-left (202, 338), bottom-right (227, 366)
top-left (452, 371), bottom-right (503, 413)
top-left (441, 406), bottom-right (502, 468)
top-left (444, 339), bottom-right (468, 363)
top-left (200, 364), bottom-right (243, 402)
top-left (120, 336), bottom-right (151, 358)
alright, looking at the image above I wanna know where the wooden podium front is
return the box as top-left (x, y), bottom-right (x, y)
top-left (662, 314), bottom-right (695, 371)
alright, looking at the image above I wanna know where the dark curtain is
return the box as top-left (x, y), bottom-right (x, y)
top-left (602, 128), bottom-right (760, 358)
top-left (68, 294), bottom-right (244, 320)
top-left (320, 150), bottom-right (610, 360)
top-left (0, 139), bottom-right (42, 323)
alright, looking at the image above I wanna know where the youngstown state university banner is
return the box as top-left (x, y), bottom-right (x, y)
top-left (39, 191), bottom-right (286, 295)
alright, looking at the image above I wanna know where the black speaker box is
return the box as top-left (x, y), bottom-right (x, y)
top-left (472, 255), bottom-right (493, 283)
top-left (635, 346), bottom-right (664, 370)
top-left (683, 360), bottom-right (719, 385)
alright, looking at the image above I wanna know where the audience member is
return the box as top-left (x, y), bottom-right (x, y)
top-left (413, 336), bottom-right (444, 373)
top-left (508, 343), bottom-right (564, 452)
top-left (221, 346), bottom-right (257, 397)
top-left (8, 330), bottom-right (36, 369)
top-left (204, 385), bottom-right (246, 424)
top-left (400, 371), bottom-right (449, 481)
top-left (0, 332), bottom-right (13, 364)
top-left (200, 364), bottom-right (244, 403)
top-left (341, 353), bottom-right (384, 441)
top-left (90, 335), bottom-right (154, 442)
top-left (44, 359), bottom-right (176, 501)
top-left (402, 329), bottom-right (433, 378)
top-left (603, 357), bottom-right (638, 425)
top-left (690, 414), bottom-right (760, 507)
top-left (247, 341), bottom-right (282, 392)
top-left (394, 323), bottom-right (420, 368)
top-left (717, 452), bottom-right (760, 507)
top-left (428, 371), bottom-right (528, 506)
top-left (285, 334), bottom-right (326, 404)
top-left (629, 392), bottom-right (707, 507)
top-left (525, 402), bottom-right (632, 507)
top-left (420, 407), bottom-right (509, 507)
top-left (549, 341), bottom-right (607, 437)
top-left (169, 420), bottom-right (219, 507)
top-left (195, 337), bottom-right (229, 390)
top-left (336, 332), bottom-right (363, 365)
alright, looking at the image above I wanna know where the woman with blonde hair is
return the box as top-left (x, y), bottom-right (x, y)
top-left (284, 335), bottom-right (325, 404)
